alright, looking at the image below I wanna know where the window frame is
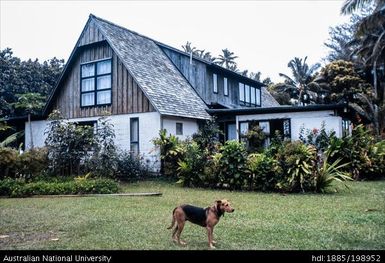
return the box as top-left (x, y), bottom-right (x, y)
top-left (130, 117), bottom-right (139, 155)
top-left (80, 57), bottom-right (112, 108)
top-left (224, 77), bottom-right (228, 96)
top-left (176, 122), bottom-right (183, 135)
top-left (213, 73), bottom-right (218, 94)
top-left (239, 82), bottom-right (261, 107)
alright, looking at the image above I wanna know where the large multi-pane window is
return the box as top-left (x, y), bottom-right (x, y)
top-left (238, 82), bottom-right (261, 107)
top-left (81, 58), bottom-right (112, 107)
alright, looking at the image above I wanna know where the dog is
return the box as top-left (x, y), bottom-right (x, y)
top-left (167, 199), bottom-right (235, 249)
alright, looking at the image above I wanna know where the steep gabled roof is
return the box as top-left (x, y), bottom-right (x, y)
top-left (44, 14), bottom-right (210, 120)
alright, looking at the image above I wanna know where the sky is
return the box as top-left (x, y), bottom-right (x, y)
top-left (0, 0), bottom-right (350, 82)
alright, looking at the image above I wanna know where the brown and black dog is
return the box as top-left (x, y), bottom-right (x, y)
top-left (167, 199), bottom-right (235, 249)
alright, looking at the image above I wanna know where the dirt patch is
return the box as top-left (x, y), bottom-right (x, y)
top-left (0, 231), bottom-right (61, 246)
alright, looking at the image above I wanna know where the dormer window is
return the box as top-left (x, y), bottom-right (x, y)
top-left (81, 58), bottom-right (112, 107)
top-left (213, 73), bottom-right (218, 93)
top-left (239, 82), bottom-right (261, 107)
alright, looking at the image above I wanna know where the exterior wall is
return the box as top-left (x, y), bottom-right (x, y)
top-left (236, 110), bottom-right (343, 140)
top-left (161, 117), bottom-right (199, 140)
top-left (25, 112), bottom-right (162, 171)
top-left (52, 40), bottom-right (155, 119)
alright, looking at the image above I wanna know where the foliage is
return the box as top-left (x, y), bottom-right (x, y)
top-left (88, 116), bottom-right (118, 178)
top-left (45, 112), bottom-right (96, 176)
top-left (176, 141), bottom-right (207, 187)
top-left (215, 48), bottom-right (239, 70)
top-left (275, 141), bottom-right (317, 192)
top-left (314, 156), bottom-right (352, 193)
top-left (360, 139), bottom-right (385, 179)
top-left (0, 147), bottom-right (19, 178)
top-left (115, 151), bottom-right (151, 181)
top-left (244, 124), bottom-right (267, 153)
top-left (152, 129), bottom-right (184, 177)
top-left (0, 177), bottom-right (118, 197)
top-left (247, 153), bottom-right (282, 191)
top-left (192, 117), bottom-right (222, 154)
top-left (326, 124), bottom-right (381, 179)
top-left (299, 122), bottom-right (337, 152)
top-left (215, 140), bottom-right (248, 190)
top-left (276, 56), bottom-right (322, 105)
top-left (17, 147), bottom-right (48, 181)
top-left (0, 48), bottom-right (64, 118)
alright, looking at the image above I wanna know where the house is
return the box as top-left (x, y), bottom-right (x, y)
top-left (25, 14), bottom-right (354, 171)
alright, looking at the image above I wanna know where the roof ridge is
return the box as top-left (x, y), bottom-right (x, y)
top-left (89, 14), bottom-right (265, 87)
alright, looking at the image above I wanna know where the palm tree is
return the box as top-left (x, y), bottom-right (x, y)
top-left (216, 49), bottom-right (238, 70)
top-left (341, 0), bottom-right (385, 137)
top-left (277, 57), bottom-right (322, 106)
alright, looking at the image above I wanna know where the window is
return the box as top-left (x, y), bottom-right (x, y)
top-left (245, 85), bottom-right (250, 103)
top-left (239, 82), bottom-right (261, 107)
top-left (176, 123), bottom-right (183, 135)
top-left (130, 118), bottom-right (139, 155)
top-left (224, 77), bottom-right (228, 96)
top-left (226, 123), bottom-right (236, 141)
top-left (213, 73), bottom-right (218, 93)
top-left (239, 83), bottom-right (245, 102)
top-left (81, 58), bottom-right (112, 107)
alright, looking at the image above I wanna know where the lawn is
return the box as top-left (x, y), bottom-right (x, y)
top-left (0, 180), bottom-right (384, 250)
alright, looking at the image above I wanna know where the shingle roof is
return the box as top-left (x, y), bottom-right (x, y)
top-left (91, 15), bottom-right (210, 120)
top-left (261, 87), bottom-right (280, 107)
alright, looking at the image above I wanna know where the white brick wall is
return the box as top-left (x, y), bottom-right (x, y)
top-left (25, 112), bottom-right (162, 171)
top-left (162, 117), bottom-right (199, 140)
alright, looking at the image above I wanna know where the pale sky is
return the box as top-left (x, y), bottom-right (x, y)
top-left (0, 0), bottom-right (349, 82)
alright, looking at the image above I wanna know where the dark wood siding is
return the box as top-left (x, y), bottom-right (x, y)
top-left (53, 41), bottom-right (155, 118)
top-left (78, 20), bottom-right (105, 47)
top-left (161, 48), bottom-right (241, 108)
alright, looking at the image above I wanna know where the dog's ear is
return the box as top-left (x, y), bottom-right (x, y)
top-left (215, 200), bottom-right (222, 205)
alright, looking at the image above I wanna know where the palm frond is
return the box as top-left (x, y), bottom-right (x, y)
top-left (0, 131), bottom-right (24, 147)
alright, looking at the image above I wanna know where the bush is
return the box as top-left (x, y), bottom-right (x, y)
top-left (299, 122), bottom-right (337, 152)
top-left (152, 130), bottom-right (184, 177)
top-left (216, 140), bottom-right (248, 190)
top-left (247, 153), bottom-right (282, 191)
top-left (361, 140), bottom-right (385, 180)
top-left (327, 124), bottom-right (377, 179)
top-left (17, 147), bottom-right (48, 180)
top-left (0, 178), bottom-right (119, 197)
top-left (275, 141), bottom-right (317, 193)
top-left (176, 141), bottom-right (207, 187)
top-left (116, 151), bottom-right (150, 181)
top-left (0, 147), bottom-right (18, 178)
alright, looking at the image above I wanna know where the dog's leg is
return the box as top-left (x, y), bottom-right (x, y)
top-left (176, 221), bottom-right (186, 245)
top-left (172, 226), bottom-right (178, 242)
top-left (211, 228), bottom-right (217, 244)
top-left (206, 226), bottom-right (215, 249)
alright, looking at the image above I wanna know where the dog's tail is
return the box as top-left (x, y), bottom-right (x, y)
top-left (167, 207), bottom-right (177, 229)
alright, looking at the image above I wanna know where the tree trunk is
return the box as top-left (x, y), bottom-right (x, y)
top-left (28, 113), bottom-right (34, 149)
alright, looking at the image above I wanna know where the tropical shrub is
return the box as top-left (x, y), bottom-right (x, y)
top-left (247, 153), bottom-right (282, 191)
top-left (45, 112), bottom-right (96, 176)
top-left (17, 147), bottom-right (48, 180)
top-left (299, 122), bottom-right (337, 152)
top-left (192, 117), bottom-right (222, 154)
top-left (87, 116), bottom-right (118, 178)
top-left (244, 125), bottom-right (267, 153)
top-left (314, 157), bottom-right (352, 193)
top-left (275, 141), bottom-right (317, 192)
top-left (176, 141), bottom-right (207, 187)
top-left (0, 147), bottom-right (18, 178)
top-left (115, 151), bottom-right (151, 181)
top-left (152, 129), bottom-right (184, 177)
top-left (360, 140), bottom-right (385, 180)
top-left (327, 124), bottom-right (373, 179)
top-left (215, 140), bottom-right (248, 190)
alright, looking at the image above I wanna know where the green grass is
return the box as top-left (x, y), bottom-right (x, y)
top-left (0, 180), bottom-right (384, 250)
